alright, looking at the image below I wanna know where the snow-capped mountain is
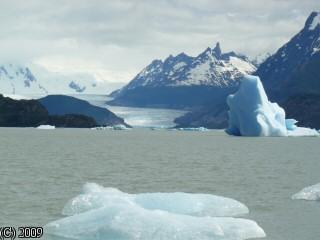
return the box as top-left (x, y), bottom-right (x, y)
top-left (175, 11), bottom-right (320, 129)
top-left (0, 64), bottom-right (48, 95)
top-left (251, 53), bottom-right (272, 67)
top-left (0, 63), bottom-right (119, 96)
top-left (256, 11), bottom-right (320, 100)
top-left (120, 42), bottom-right (255, 90)
top-left (109, 43), bottom-right (255, 108)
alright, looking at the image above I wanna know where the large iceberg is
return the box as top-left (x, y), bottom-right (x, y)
top-left (226, 75), bottom-right (319, 137)
top-left (292, 183), bottom-right (320, 201)
top-left (44, 183), bottom-right (266, 240)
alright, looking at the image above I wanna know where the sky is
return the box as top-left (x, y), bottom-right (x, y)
top-left (0, 0), bottom-right (318, 84)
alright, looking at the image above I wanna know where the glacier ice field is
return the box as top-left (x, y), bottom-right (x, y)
top-left (226, 75), bottom-right (319, 137)
top-left (44, 183), bottom-right (266, 240)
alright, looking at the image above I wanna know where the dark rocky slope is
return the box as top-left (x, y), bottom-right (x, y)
top-left (174, 102), bottom-right (228, 129)
top-left (282, 94), bottom-right (320, 129)
top-left (0, 94), bottom-right (48, 127)
top-left (39, 95), bottom-right (129, 126)
top-left (0, 94), bottom-right (97, 128)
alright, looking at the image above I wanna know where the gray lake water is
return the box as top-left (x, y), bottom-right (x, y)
top-left (0, 128), bottom-right (320, 240)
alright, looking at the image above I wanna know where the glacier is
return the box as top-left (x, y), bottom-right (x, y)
top-left (226, 75), bottom-right (319, 137)
top-left (44, 183), bottom-right (266, 240)
top-left (292, 183), bottom-right (320, 201)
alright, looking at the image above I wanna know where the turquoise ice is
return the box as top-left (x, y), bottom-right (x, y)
top-left (226, 75), bottom-right (319, 137)
top-left (44, 183), bottom-right (266, 240)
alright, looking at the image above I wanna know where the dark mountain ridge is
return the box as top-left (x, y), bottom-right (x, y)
top-left (0, 94), bottom-right (97, 128)
top-left (256, 11), bottom-right (320, 101)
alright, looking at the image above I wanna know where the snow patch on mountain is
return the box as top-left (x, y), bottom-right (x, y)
top-left (186, 60), bottom-right (212, 85)
top-left (313, 47), bottom-right (320, 55)
top-left (229, 57), bottom-right (255, 74)
top-left (309, 12), bottom-right (320, 30)
top-left (173, 62), bottom-right (187, 71)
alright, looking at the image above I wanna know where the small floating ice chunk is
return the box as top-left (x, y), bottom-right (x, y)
top-left (150, 126), bottom-right (169, 130)
top-left (91, 126), bottom-right (112, 130)
top-left (44, 183), bottom-right (266, 240)
top-left (92, 125), bottom-right (130, 131)
top-left (112, 124), bottom-right (130, 130)
top-left (292, 183), bottom-right (320, 201)
top-left (177, 127), bottom-right (209, 132)
top-left (36, 125), bottom-right (55, 129)
top-left (226, 75), bottom-right (319, 137)
top-left (287, 127), bottom-right (319, 137)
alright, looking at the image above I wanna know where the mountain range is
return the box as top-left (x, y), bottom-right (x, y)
top-left (0, 64), bottom-right (47, 95)
top-left (108, 42), bottom-right (256, 108)
top-left (0, 64), bottom-right (130, 128)
top-left (0, 63), bottom-right (121, 96)
top-left (175, 11), bottom-right (320, 129)
top-left (1, 12), bottom-right (319, 129)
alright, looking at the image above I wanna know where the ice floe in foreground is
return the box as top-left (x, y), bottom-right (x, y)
top-left (36, 125), bottom-right (55, 130)
top-left (292, 183), bottom-right (320, 201)
top-left (44, 183), bottom-right (266, 240)
top-left (226, 75), bottom-right (319, 137)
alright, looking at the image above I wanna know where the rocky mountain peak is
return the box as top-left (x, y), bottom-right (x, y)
top-left (112, 41), bottom-right (256, 97)
top-left (213, 42), bottom-right (222, 58)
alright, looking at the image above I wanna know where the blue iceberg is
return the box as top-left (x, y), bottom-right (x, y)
top-left (226, 75), bottom-right (319, 137)
top-left (44, 183), bottom-right (266, 240)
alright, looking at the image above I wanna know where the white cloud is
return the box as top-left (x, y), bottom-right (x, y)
top-left (0, 0), bottom-right (318, 83)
